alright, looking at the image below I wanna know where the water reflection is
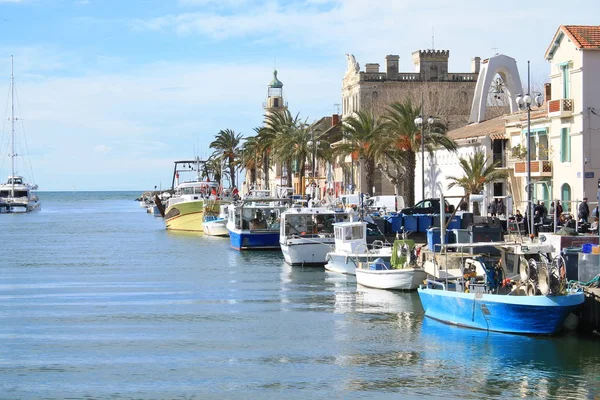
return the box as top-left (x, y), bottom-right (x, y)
top-left (419, 318), bottom-right (599, 399)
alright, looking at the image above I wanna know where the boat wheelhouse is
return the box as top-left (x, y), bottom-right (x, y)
top-left (279, 207), bottom-right (350, 266)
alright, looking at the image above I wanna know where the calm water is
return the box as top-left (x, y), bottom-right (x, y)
top-left (1, 191), bottom-right (599, 400)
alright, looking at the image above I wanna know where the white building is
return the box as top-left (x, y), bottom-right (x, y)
top-left (421, 25), bottom-right (600, 215)
top-left (544, 25), bottom-right (600, 209)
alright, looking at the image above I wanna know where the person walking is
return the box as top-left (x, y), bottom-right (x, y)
top-left (578, 197), bottom-right (590, 222)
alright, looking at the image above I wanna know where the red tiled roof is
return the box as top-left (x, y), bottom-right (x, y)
top-left (546, 25), bottom-right (600, 59)
top-left (562, 25), bottom-right (600, 49)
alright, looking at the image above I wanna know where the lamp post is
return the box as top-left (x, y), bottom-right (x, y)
top-left (414, 115), bottom-right (435, 200)
top-left (516, 60), bottom-right (544, 237)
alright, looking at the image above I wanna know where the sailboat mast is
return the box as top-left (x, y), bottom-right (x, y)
top-left (10, 55), bottom-right (15, 197)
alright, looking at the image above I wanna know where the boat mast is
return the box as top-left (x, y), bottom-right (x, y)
top-left (10, 55), bottom-right (15, 197)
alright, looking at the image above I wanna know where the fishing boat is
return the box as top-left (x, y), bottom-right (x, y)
top-left (0, 57), bottom-right (41, 213)
top-left (227, 195), bottom-right (291, 250)
top-left (324, 221), bottom-right (392, 275)
top-left (354, 239), bottom-right (427, 290)
top-left (203, 202), bottom-right (229, 236)
top-left (418, 240), bottom-right (585, 335)
top-left (279, 206), bottom-right (350, 266)
top-left (163, 159), bottom-right (219, 232)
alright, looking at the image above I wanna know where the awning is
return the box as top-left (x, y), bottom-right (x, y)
top-left (490, 132), bottom-right (507, 140)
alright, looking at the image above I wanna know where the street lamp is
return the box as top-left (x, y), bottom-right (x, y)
top-left (414, 114), bottom-right (435, 200)
top-left (516, 60), bottom-right (544, 237)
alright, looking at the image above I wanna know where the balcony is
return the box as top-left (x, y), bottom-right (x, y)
top-left (513, 160), bottom-right (553, 177)
top-left (548, 98), bottom-right (573, 118)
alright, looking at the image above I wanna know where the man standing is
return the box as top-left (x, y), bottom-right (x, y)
top-left (578, 197), bottom-right (590, 222)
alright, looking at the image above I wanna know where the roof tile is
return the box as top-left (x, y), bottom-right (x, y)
top-left (563, 25), bottom-right (600, 49)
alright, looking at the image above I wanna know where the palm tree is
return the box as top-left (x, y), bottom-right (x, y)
top-left (446, 150), bottom-right (509, 216)
top-left (239, 136), bottom-right (261, 189)
top-left (263, 110), bottom-right (305, 189)
top-left (383, 99), bottom-right (457, 206)
top-left (337, 111), bottom-right (384, 196)
top-left (210, 129), bottom-right (243, 188)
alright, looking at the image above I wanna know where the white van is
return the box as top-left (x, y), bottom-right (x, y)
top-left (339, 194), bottom-right (363, 208)
top-left (366, 195), bottom-right (405, 213)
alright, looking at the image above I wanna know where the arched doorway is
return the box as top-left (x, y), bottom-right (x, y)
top-left (561, 183), bottom-right (571, 212)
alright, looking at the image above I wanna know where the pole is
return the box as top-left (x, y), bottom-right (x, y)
top-left (311, 129), bottom-right (316, 199)
top-left (421, 94), bottom-right (425, 201)
top-left (10, 55), bottom-right (15, 198)
top-left (526, 61), bottom-right (534, 236)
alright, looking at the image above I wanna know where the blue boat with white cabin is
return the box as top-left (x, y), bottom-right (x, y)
top-left (226, 192), bottom-right (291, 250)
top-left (418, 241), bottom-right (585, 335)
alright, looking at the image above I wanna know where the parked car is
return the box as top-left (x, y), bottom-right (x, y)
top-left (400, 198), bottom-right (454, 215)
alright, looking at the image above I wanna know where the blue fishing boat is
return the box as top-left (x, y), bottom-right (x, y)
top-left (226, 195), bottom-right (291, 250)
top-left (418, 241), bottom-right (585, 335)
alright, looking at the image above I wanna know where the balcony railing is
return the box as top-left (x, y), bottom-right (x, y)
top-left (513, 160), bottom-right (553, 177)
top-left (548, 98), bottom-right (573, 117)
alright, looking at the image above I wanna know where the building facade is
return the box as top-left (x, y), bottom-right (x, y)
top-left (340, 50), bottom-right (480, 197)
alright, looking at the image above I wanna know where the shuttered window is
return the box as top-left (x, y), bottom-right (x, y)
top-left (560, 128), bottom-right (571, 163)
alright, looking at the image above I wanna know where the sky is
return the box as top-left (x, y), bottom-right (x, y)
top-left (0, 0), bottom-right (598, 191)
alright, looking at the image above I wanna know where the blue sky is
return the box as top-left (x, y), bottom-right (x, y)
top-left (0, 0), bottom-right (598, 191)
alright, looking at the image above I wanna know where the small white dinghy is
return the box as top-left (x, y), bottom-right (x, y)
top-left (354, 240), bottom-right (427, 290)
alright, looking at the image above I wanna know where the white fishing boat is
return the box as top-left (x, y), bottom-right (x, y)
top-left (354, 239), bottom-right (427, 290)
top-left (0, 57), bottom-right (41, 213)
top-left (203, 202), bottom-right (229, 236)
top-left (279, 206), bottom-right (351, 266)
top-left (324, 221), bottom-right (392, 275)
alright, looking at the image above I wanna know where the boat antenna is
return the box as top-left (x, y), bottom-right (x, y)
top-left (10, 55), bottom-right (15, 197)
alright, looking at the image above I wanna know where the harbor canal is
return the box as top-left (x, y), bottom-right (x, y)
top-left (1, 192), bottom-right (599, 399)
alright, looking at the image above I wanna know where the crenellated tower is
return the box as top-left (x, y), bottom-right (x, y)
top-left (412, 49), bottom-right (450, 81)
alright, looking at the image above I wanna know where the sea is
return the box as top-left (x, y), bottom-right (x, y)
top-left (1, 191), bottom-right (599, 400)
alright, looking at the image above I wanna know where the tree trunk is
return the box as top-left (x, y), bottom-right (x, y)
top-left (228, 155), bottom-right (235, 188)
top-left (286, 160), bottom-right (293, 190)
top-left (299, 160), bottom-right (306, 197)
top-left (365, 158), bottom-right (375, 196)
top-left (405, 151), bottom-right (416, 206)
top-left (262, 152), bottom-right (269, 190)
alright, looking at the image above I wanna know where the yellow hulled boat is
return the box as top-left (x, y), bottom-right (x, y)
top-left (164, 198), bottom-right (207, 232)
top-left (163, 159), bottom-right (220, 232)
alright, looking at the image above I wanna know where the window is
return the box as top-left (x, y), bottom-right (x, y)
top-left (273, 98), bottom-right (279, 107)
top-left (561, 183), bottom-right (571, 212)
top-left (560, 127), bottom-right (571, 163)
top-left (561, 64), bottom-right (570, 99)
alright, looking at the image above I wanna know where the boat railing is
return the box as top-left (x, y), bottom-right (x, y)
top-left (425, 279), bottom-right (445, 290)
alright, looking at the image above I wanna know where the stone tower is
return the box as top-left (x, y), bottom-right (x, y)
top-left (412, 50), bottom-right (450, 81)
top-left (263, 70), bottom-right (287, 118)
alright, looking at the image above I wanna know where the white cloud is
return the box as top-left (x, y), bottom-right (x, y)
top-left (4, 53), bottom-right (343, 190)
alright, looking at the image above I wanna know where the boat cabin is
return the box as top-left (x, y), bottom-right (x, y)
top-left (228, 200), bottom-right (290, 231)
top-left (332, 221), bottom-right (367, 253)
top-left (281, 208), bottom-right (349, 239)
top-left (6, 176), bottom-right (23, 185)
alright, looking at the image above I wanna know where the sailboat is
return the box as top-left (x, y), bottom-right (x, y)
top-left (0, 56), bottom-right (41, 213)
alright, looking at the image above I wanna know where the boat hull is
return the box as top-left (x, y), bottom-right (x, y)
top-left (355, 268), bottom-right (427, 290)
top-left (418, 288), bottom-right (585, 335)
top-left (164, 201), bottom-right (204, 232)
top-left (281, 239), bottom-right (333, 266)
top-left (229, 229), bottom-right (280, 250)
top-left (203, 219), bottom-right (229, 236)
top-left (325, 250), bottom-right (392, 275)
